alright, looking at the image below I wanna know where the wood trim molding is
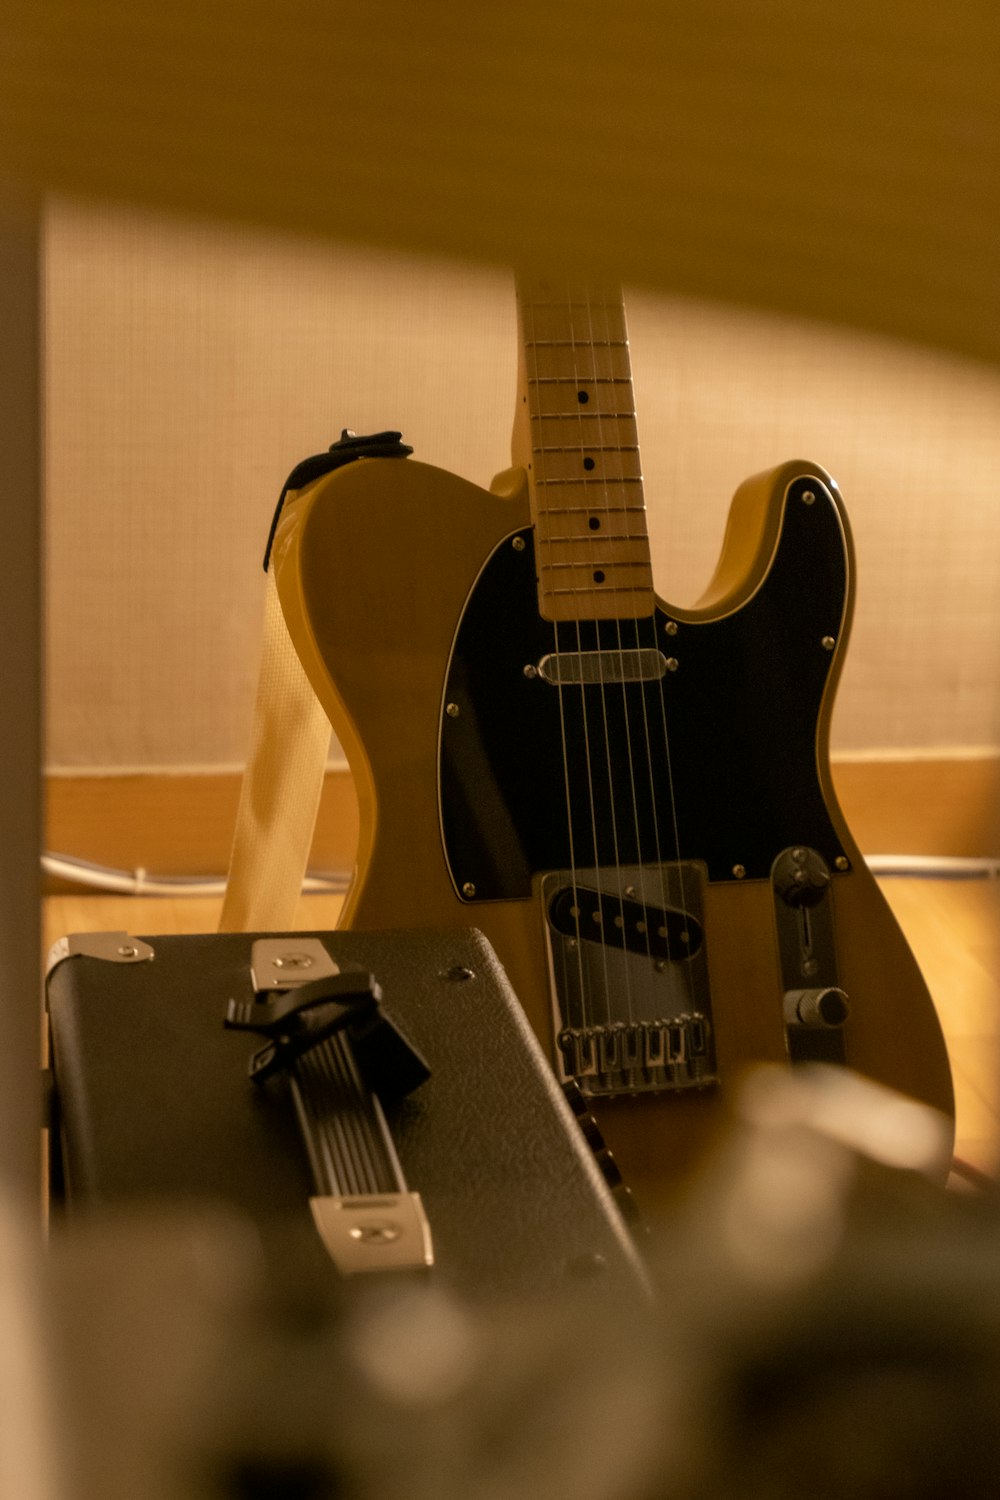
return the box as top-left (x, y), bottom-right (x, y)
top-left (830, 754), bottom-right (1000, 861)
top-left (44, 754), bottom-right (1000, 891)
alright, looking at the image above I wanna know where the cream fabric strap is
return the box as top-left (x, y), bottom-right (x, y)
top-left (220, 567), bottom-right (330, 932)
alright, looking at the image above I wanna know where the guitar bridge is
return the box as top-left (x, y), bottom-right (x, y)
top-left (557, 1015), bottom-right (713, 1095)
top-left (541, 863), bottom-right (717, 1099)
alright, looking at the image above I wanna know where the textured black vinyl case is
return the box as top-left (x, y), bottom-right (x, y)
top-left (46, 927), bottom-right (646, 1300)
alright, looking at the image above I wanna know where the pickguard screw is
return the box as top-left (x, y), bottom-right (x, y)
top-left (802, 958), bottom-right (820, 977)
top-left (512, 535), bottom-right (526, 551)
top-left (523, 664), bottom-right (538, 678)
top-left (732, 864), bottom-right (746, 879)
top-left (445, 965), bottom-right (475, 982)
top-left (446, 701), bottom-right (460, 717)
top-left (821, 636), bottom-right (836, 652)
top-left (801, 489), bottom-right (816, 505)
top-left (654, 959), bottom-right (668, 973)
top-left (665, 657), bottom-right (679, 672)
top-left (117, 944), bottom-right (138, 958)
top-left (462, 881), bottom-right (477, 898)
top-left (664, 620), bottom-right (679, 636)
top-left (624, 884), bottom-right (636, 897)
top-left (835, 855), bottom-right (850, 871)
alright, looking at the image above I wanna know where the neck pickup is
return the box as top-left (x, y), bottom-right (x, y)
top-left (536, 646), bottom-right (669, 686)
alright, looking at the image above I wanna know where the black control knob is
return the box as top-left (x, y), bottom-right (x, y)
top-left (772, 846), bottom-right (831, 908)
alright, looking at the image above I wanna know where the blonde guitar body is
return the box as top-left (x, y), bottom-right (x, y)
top-left (271, 451), bottom-right (954, 1216)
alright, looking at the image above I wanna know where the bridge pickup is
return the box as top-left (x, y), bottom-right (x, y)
top-left (548, 884), bottom-right (704, 960)
top-left (541, 863), bottom-right (718, 1100)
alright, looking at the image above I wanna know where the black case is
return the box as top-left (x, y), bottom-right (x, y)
top-left (46, 926), bottom-right (646, 1300)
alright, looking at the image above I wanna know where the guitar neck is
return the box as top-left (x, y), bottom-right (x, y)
top-left (514, 277), bottom-right (654, 622)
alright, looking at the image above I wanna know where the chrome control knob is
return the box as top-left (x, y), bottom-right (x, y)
top-left (783, 986), bottom-right (850, 1028)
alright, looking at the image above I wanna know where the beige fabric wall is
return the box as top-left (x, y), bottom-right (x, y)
top-left (45, 196), bottom-right (1000, 771)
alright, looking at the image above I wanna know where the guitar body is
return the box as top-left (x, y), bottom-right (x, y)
top-left (272, 452), bottom-right (955, 1215)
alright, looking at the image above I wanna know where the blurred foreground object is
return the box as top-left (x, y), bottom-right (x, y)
top-left (0, 1196), bottom-right (60, 1500)
top-left (17, 1067), bottom-right (1000, 1499)
top-left (648, 1066), bottom-right (1000, 1499)
top-left (45, 1210), bottom-right (662, 1500)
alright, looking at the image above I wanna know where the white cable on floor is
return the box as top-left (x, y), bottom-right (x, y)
top-left (41, 852), bottom-right (350, 898)
top-left (863, 854), bottom-right (1000, 879)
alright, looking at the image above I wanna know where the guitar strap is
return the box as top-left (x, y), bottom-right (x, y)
top-left (218, 563), bottom-right (330, 931)
top-left (219, 431), bottom-right (412, 932)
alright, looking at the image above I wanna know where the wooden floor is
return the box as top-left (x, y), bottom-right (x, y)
top-left (43, 876), bottom-right (1000, 1182)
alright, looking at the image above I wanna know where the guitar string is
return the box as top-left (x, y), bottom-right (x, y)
top-left (579, 287), bottom-right (695, 1073)
top-left (530, 281), bottom-right (695, 1081)
top-left (561, 278), bottom-right (616, 1032)
top-left (594, 290), bottom-right (683, 1032)
top-left (605, 299), bottom-right (693, 1020)
top-left (643, 400), bottom-right (696, 1026)
top-left (600, 290), bottom-right (667, 999)
top-left (579, 287), bottom-right (641, 1034)
top-left (535, 283), bottom-right (700, 1080)
top-left (522, 281), bottom-right (588, 1038)
top-left (609, 290), bottom-right (685, 990)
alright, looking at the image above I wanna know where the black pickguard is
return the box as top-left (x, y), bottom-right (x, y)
top-left (440, 475), bottom-right (849, 900)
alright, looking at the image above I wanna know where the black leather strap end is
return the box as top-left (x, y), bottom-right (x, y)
top-left (263, 428), bottom-right (413, 571)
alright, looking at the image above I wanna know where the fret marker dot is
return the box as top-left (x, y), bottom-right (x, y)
top-left (588, 516), bottom-right (601, 530)
top-left (593, 569), bottom-right (605, 583)
top-left (583, 456), bottom-right (595, 471)
top-left (577, 390), bottom-right (589, 404)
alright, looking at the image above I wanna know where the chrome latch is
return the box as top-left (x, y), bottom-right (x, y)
top-left (46, 931), bottom-right (155, 975)
top-left (309, 1192), bottom-right (433, 1275)
top-left (250, 937), bottom-right (340, 991)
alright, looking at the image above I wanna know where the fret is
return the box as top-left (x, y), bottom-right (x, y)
top-left (521, 303), bottom-right (628, 345)
top-left (534, 444), bottom-right (641, 454)
top-left (542, 584), bottom-right (653, 617)
top-left (540, 561), bottom-right (654, 575)
top-left (535, 511), bottom-right (650, 542)
top-left (530, 423), bottom-right (639, 456)
top-left (537, 541), bottom-right (653, 573)
top-left (524, 339), bottom-right (629, 349)
top-left (520, 298), bottom-right (623, 307)
top-left (531, 415), bottom-right (637, 433)
top-left (535, 504), bottom-right (648, 515)
top-left (531, 411), bottom-right (637, 424)
top-left (537, 531), bottom-right (650, 545)
top-left (526, 355), bottom-right (629, 375)
top-left (532, 451), bottom-right (642, 483)
top-left (531, 385), bottom-right (639, 418)
top-left (548, 588), bottom-right (656, 606)
top-left (527, 372), bottom-right (633, 385)
top-left (533, 475), bottom-right (643, 488)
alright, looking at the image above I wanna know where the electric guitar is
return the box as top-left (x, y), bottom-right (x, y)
top-left (269, 277), bottom-right (954, 1213)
